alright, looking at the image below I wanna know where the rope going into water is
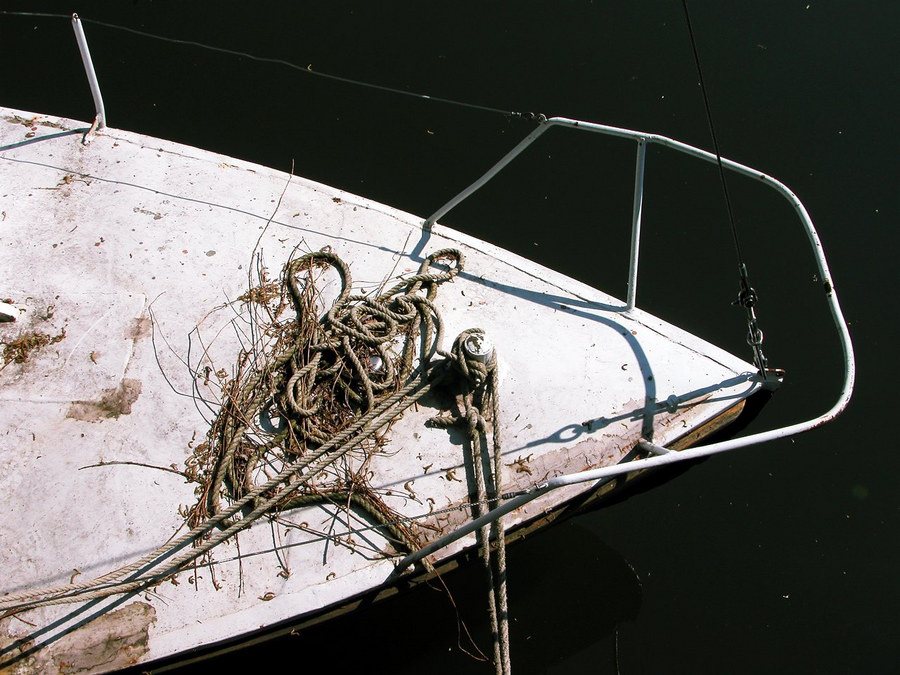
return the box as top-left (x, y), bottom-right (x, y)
top-left (430, 329), bottom-right (511, 675)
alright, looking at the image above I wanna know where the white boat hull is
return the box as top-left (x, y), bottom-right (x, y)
top-left (0, 109), bottom-right (762, 672)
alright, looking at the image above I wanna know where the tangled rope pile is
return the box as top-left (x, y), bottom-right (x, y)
top-left (0, 247), bottom-right (465, 613)
top-left (2, 245), bottom-right (513, 673)
top-left (191, 246), bottom-right (466, 544)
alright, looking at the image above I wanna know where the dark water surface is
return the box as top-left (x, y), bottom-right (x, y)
top-left (3, 2), bottom-right (897, 673)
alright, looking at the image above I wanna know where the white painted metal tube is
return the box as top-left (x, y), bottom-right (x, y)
top-left (424, 121), bottom-right (553, 227)
top-left (396, 374), bottom-right (846, 575)
top-left (626, 140), bottom-right (647, 311)
top-left (71, 13), bottom-right (106, 129)
top-left (393, 481), bottom-right (566, 574)
top-left (404, 115), bottom-right (856, 573)
top-left (424, 115), bottom-right (854, 433)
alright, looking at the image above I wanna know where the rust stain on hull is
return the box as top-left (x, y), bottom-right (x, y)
top-left (419, 398), bottom-right (747, 545)
top-left (66, 379), bottom-right (142, 422)
top-left (1, 601), bottom-right (156, 674)
top-left (124, 317), bottom-right (151, 341)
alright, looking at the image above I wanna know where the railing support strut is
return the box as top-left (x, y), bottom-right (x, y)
top-left (71, 13), bottom-right (106, 132)
top-left (416, 119), bottom-right (855, 569)
top-left (626, 139), bottom-right (647, 311)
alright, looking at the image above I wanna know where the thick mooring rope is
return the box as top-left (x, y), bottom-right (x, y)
top-left (0, 248), bottom-right (465, 613)
top-left (431, 329), bottom-right (511, 675)
top-left (3, 246), bottom-right (514, 675)
top-left (200, 246), bottom-right (464, 525)
top-left (0, 373), bottom-right (445, 613)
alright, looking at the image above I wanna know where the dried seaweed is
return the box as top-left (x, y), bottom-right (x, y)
top-left (2, 328), bottom-right (66, 365)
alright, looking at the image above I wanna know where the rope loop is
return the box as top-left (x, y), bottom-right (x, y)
top-left (201, 247), bottom-right (464, 520)
top-left (429, 326), bottom-right (510, 675)
top-left (449, 327), bottom-right (494, 388)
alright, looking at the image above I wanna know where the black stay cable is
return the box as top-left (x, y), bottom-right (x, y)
top-left (679, 0), bottom-right (768, 375)
top-left (679, 0), bottom-right (745, 266)
top-left (4, 7), bottom-right (769, 373)
top-left (0, 10), bottom-right (535, 121)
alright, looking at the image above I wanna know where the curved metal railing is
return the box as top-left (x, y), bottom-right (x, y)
top-left (64, 14), bottom-right (853, 571)
top-left (396, 116), bottom-right (856, 573)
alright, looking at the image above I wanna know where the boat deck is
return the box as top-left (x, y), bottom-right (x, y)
top-left (0, 109), bottom-right (761, 671)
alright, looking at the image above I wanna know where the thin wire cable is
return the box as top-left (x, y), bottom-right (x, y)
top-left (679, 0), bottom-right (744, 266)
top-left (681, 1), bottom-right (771, 376)
top-left (1, 10), bottom-right (524, 119)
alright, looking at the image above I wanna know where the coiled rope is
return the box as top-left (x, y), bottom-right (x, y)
top-left (199, 247), bottom-right (463, 528)
top-left (0, 248), bottom-right (464, 613)
top-left (3, 246), bottom-right (513, 674)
